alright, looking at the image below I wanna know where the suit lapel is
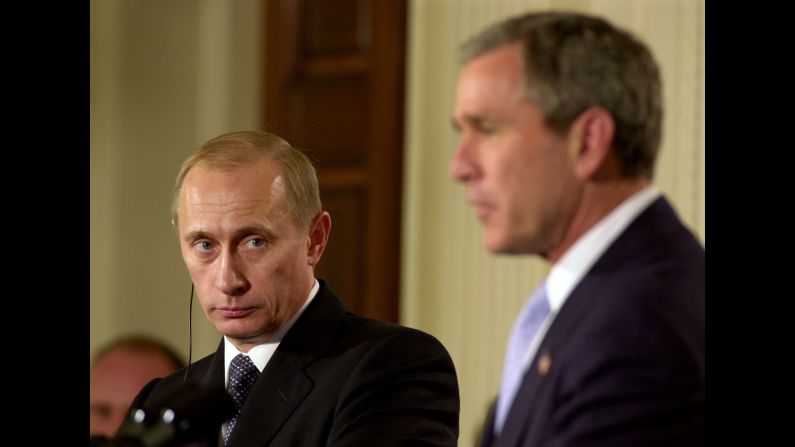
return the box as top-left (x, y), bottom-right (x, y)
top-left (226, 279), bottom-right (346, 447)
top-left (494, 350), bottom-right (553, 446)
top-left (494, 198), bottom-right (679, 446)
top-left (198, 340), bottom-right (226, 386)
top-left (191, 340), bottom-right (227, 447)
top-left (495, 260), bottom-right (610, 447)
top-left (226, 349), bottom-right (314, 446)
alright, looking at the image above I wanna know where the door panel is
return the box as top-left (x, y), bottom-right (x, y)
top-left (263, 0), bottom-right (406, 322)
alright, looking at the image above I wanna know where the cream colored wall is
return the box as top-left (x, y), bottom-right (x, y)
top-left (402, 0), bottom-right (705, 445)
top-left (90, 0), bottom-right (262, 362)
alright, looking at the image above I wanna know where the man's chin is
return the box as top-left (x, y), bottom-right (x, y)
top-left (216, 322), bottom-right (253, 338)
top-left (218, 321), bottom-right (278, 341)
top-left (484, 233), bottom-right (512, 254)
top-left (484, 232), bottom-right (536, 256)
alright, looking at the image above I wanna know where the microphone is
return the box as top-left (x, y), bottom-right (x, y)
top-left (91, 382), bottom-right (236, 447)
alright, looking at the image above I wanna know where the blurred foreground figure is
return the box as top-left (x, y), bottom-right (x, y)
top-left (450, 11), bottom-right (705, 447)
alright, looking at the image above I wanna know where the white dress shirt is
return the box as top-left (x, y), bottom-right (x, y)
top-left (222, 278), bottom-right (320, 383)
top-left (519, 186), bottom-right (661, 370)
top-left (220, 279), bottom-right (319, 436)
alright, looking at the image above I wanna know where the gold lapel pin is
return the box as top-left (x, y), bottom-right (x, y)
top-left (537, 352), bottom-right (552, 376)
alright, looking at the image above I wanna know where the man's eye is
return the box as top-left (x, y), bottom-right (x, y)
top-left (478, 123), bottom-right (497, 135)
top-left (195, 241), bottom-right (213, 251)
top-left (246, 238), bottom-right (265, 248)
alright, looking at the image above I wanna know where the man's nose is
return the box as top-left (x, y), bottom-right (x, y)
top-left (215, 252), bottom-right (249, 296)
top-left (449, 137), bottom-right (478, 182)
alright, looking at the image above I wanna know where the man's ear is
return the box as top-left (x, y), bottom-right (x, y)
top-left (307, 211), bottom-right (332, 266)
top-left (568, 107), bottom-right (615, 180)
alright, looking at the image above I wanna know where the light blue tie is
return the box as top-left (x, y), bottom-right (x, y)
top-left (494, 280), bottom-right (551, 434)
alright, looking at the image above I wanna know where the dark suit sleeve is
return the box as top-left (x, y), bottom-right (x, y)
top-left (129, 377), bottom-right (162, 412)
top-left (326, 328), bottom-right (460, 447)
top-left (546, 280), bottom-right (704, 447)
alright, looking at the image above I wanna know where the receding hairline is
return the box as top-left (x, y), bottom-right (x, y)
top-left (171, 145), bottom-right (281, 222)
top-left (172, 154), bottom-right (290, 225)
top-left (171, 131), bottom-right (322, 230)
top-left (92, 335), bottom-right (185, 371)
top-left (458, 11), bottom-right (582, 63)
top-left (456, 11), bottom-right (663, 179)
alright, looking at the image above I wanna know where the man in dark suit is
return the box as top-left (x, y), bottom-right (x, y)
top-left (449, 11), bottom-right (704, 447)
top-left (130, 130), bottom-right (459, 446)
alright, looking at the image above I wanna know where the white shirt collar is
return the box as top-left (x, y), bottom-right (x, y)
top-left (546, 186), bottom-right (661, 313)
top-left (223, 279), bottom-right (320, 385)
top-left (514, 187), bottom-right (661, 380)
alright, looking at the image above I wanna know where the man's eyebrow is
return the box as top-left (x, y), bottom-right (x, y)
top-left (183, 229), bottom-right (210, 242)
top-left (182, 225), bottom-right (276, 243)
top-left (233, 225), bottom-right (275, 239)
top-left (454, 114), bottom-right (492, 131)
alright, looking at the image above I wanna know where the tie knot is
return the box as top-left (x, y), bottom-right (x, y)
top-left (228, 354), bottom-right (259, 410)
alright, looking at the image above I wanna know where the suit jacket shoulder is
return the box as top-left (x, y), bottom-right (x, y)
top-left (133, 280), bottom-right (460, 447)
top-left (496, 197), bottom-right (705, 447)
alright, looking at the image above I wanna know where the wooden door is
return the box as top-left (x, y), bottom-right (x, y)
top-left (263, 0), bottom-right (406, 323)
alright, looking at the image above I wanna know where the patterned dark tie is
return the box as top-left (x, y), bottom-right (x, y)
top-left (224, 354), bottom-right (260, 445)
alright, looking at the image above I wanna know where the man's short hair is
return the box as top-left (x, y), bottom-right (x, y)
top-left (171, 131), bottom-right (322, 229)
top-left (460, 11), bottom-right (662, 179)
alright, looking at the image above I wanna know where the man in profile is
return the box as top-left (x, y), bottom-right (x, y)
top-left (450, 11), bottom-right (704, 446)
